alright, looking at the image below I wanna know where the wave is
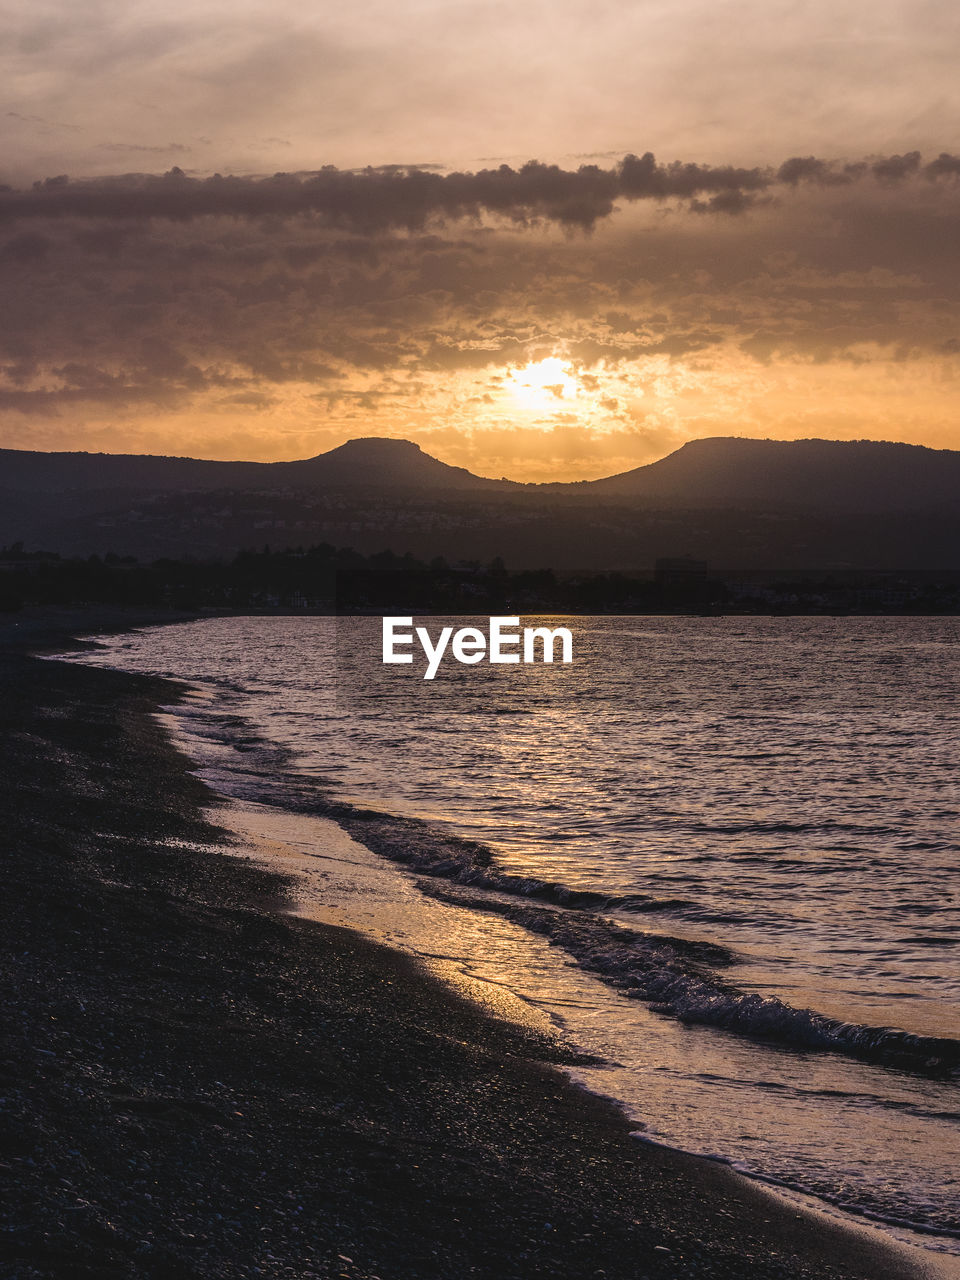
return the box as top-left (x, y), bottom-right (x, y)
top-left (300, 798), bottom-right (960, 1078)
top-left (166, 709), bottom-right (960, 1080)
top-left (628, 1134), bottom-right (960, 1243)
top-left (416, 879), bottom-right (960, 1077)
top-left (310, 798), bottom-right (725, 935)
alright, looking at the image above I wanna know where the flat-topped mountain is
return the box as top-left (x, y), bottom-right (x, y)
top-left (575, 437), bottom-right (960, 510)
top-left (278, 438), bottom-right (515, 490)
top-left (0, 436), bottom-right (514, 495)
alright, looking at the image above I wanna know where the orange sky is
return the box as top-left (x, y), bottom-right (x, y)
top-left (3, 2), bottom-right (960, 480)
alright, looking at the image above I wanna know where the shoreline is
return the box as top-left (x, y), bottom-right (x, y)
top-left (1, 606), bottom-right (955, 1279)
top-left (208, 791), bottom-right (960, 1273)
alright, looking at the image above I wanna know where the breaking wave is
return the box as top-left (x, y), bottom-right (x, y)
top-left (304, 796), bottom-right (960, 1078)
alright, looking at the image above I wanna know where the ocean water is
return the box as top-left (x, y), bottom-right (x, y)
top-left (68, 615), bottom-right (960, 1255)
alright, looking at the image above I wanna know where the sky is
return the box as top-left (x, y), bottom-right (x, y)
top-left (2, 0), bottom-right (960, 480)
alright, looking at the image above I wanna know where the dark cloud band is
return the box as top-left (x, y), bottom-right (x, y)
top-left (3, 150), bottom-right (958, 231)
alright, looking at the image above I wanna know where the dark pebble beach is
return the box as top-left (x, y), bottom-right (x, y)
top-left (0, 610), bottom-right (943, 1279)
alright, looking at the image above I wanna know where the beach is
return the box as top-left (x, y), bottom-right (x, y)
top-left (0, 609), bottom-right (952, 1280)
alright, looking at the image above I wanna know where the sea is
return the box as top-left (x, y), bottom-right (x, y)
top-left (66, 614), bottom-right (960, 1259)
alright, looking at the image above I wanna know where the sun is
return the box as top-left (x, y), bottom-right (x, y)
top-left (506, 357), bottom-right (579, 412)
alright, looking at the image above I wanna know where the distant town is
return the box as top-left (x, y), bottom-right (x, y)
top-left (2, 543), bottom-right (958, 616)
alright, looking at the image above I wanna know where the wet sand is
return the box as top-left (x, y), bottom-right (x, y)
top-left (0, 608), bottom-right (952, 1279)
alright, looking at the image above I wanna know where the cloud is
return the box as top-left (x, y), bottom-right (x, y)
top-left (0, 155), bottom-right (767, 231)
top-left (2, 149), bottom-right (960, 475)
top-left (0, 152), bottom-right (859, 231)
top-left (0, 232), bottom-right (53, 262)
top-left (97, 142), bottom-right (191, 154)
top-left (6, 0), bottom-right (960, 193)
top-left (2, 149), bottom-right (958, 236)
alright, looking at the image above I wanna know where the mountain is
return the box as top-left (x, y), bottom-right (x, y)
top-left (3, 435), bottom-right (958, 507)
top-left (273, 438), bottom-right (516, 491)
top-left (2, 435), bottom-right (959, 569)
top-left (577, 437), bottom-right (960, 510)
top-left (0, 437), bottom-right (512, 495)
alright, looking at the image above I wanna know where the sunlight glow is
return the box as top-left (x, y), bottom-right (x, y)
top-left (507, 357), bottom-right (580, 412)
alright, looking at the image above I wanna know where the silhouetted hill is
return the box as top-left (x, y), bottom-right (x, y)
top-left (3, 435), bottom-right (960, 568)
top-left (0, 437), bottom-right (512, 495)
top-left (578, 437), bottom-right (960, 510)
top-left (4, 435), bottom-right (957, 508)
top-left (272, 438), bottom-right (515, 491)
top-left (0, 450), bottom-right (263, 494)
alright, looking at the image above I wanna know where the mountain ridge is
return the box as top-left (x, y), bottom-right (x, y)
top-left (574, 436), bottom-right (960, 508)
top-left (3, 434), bottom-right (960, 509)
top-left (3, 434), bottom-right (960, 569)
top-left (0, 436), bottom-right (516, 495)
